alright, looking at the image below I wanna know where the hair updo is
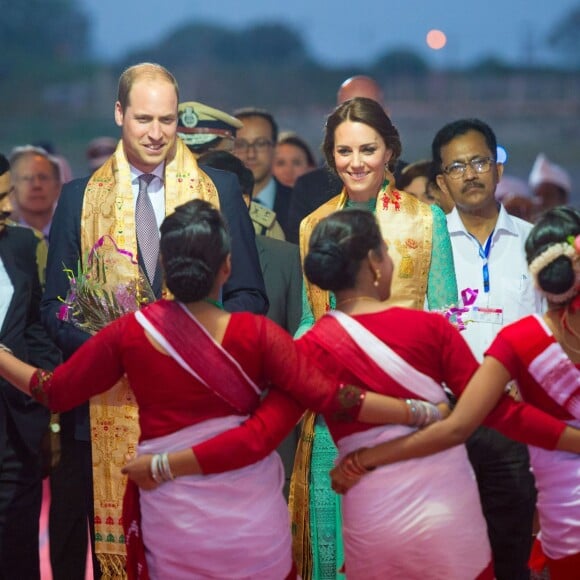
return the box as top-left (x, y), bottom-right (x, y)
top-left (525, 206), bottom-right (580, 300)
top-left (304, 208), bottom-right (383, 292)
top-left (159, 199), bottom-right (230, 303)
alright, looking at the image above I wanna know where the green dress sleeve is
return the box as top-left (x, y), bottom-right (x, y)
top-left (294, 283), bottom-right (316, 338)
top-left (426, 204), bottom-right (458, 310)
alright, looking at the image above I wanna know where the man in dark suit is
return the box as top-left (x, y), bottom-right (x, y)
top-left (232, 108), bottom-right (292, 237)
top-left (41, 63), bottom-right (267, 579)
top-left (286, 75), bottom-right (407, 244)
top-left (0, 153), bottom-right (60, 578)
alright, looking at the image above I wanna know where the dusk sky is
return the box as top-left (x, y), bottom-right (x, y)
top-left (80, 0), bottom-right (578, 68)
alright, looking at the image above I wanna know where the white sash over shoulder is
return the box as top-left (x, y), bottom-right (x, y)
top-left (329, 310), bottom-right (447, 402)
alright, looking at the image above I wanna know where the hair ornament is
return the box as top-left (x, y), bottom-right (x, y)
top-left (528, 235), bottom-right (580, 304)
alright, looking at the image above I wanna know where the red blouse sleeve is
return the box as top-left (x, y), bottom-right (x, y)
top-left (193, 389), bottom-right (304, 474)
top-left (194, 315), bottom-right (347, 474)
top-left (29, 316), bottom-right (127, 412)
top-left (482, 394), bottom-right (564, 449)
top-left (480, 331), bottom-right (566, 449)
top-left (257, 316), bottom-right (347, 412)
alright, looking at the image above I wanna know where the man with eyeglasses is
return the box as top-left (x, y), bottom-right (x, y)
top-left (433, 118), bottom-right (543, 580)
top-left (232, 108), bottom-right (292, 238)
top-left (9, 145), bottom-right (62, 240)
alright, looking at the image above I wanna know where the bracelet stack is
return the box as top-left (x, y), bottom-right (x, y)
top-left (338, 448), bottom-right (375, 480)
top-left (405, 399), bottom-right (442, 428)
top-left (150, 452), bottom-right (175, 484)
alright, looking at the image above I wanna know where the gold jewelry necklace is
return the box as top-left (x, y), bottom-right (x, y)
top-left (335, 296), bottom-right (379, 307)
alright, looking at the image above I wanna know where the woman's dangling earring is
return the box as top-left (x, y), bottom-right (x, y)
top-left (373, 269), bottom-right (381, 287)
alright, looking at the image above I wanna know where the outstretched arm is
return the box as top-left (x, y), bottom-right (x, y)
top-left (331, 356), bottom-right (580, 493)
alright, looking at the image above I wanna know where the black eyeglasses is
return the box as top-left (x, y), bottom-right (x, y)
top-left (233, 138), bottom-right (273, 154)
top-left (442, 157), bottom-right (494, 180)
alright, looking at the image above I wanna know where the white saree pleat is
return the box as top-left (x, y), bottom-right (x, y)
top-left (337, 426), bottom-right (491, 580)
top-left (137, 417), bottom-right (292, 579)
top-left (529, 419), bottom-right (580, 559)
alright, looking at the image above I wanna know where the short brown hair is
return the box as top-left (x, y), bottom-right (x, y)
top-left (117, 62), bottom-right (179, 112)
top-left (322, 97), bottom-right (401, 173)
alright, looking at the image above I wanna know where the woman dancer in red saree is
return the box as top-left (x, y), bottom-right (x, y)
top-left (0, 199), bottom-right (444, 579)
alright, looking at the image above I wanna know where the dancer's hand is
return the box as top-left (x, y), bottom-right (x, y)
top-left (330, 448), bottom-right (372, 494)
top-left (330, 461), bottom-right (363, 494)
top-left (122, 453), bottom-right (160, 491)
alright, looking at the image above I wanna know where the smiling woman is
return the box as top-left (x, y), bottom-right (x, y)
top-left (289, 96), bottom-right (459, 580)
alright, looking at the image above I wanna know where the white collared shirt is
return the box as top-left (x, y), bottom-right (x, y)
top-left (130, 163), bottom-right (165, 229)
top-left (0, 256), bottom-right (14, 331)
top-left (253, 177), bottom-right (276, 210)
top-left (447, 204), bottom-right (544, 361)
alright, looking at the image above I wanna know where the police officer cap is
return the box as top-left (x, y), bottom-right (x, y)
top-left (177, 101), bottom-right (243, 149)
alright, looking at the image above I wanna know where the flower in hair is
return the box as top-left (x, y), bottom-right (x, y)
top-left (568, 234), bottom-right (580, 254)
top-left (528, 235), bottom-right (580, 304)
top-left (528, 242), bottom-right (576, 278)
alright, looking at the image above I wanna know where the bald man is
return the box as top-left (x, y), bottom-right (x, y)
top-left (336, 75), bottom-right (385, 106)
top-left (286, 75), bottom-right (404, 243)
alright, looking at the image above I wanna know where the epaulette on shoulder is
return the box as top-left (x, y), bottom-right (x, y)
top-left (250, 202), bottom-right (277, 229)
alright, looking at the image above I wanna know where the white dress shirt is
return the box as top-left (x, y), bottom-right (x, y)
top-left (0, 256), bottom-right (14, 331)
top-left (447, 204), bottom-right (544, 361)
top-left (253, 177), bottom-right (276, 210)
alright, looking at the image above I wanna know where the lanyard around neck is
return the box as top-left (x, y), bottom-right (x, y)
top-left (469, 230), bottom-right (494, 293)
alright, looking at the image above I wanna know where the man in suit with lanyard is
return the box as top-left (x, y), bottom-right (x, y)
top-left (0, 153), bottom-right (60, 578)
top-left (41, 62), bottom-right (267, 579)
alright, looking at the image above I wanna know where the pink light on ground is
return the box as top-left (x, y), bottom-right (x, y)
top-left (426, 29), bottom-right (447, 50)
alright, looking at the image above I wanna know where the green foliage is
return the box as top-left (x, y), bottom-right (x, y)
top-left (120, 21), bottom-right (314, 69)
top-left (0, 0), bottom-right (90, 69)
top-left (548, 4), bottom-right (580, 66)
top-left (372, 48), bottom-right (429, 78)
top-left (468, 56), bottom-right (514, 75)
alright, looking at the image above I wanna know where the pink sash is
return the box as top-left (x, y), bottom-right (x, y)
top-left (519, 315), bottom-right (580, 418)
top-left (136, 419), bottom-right (292, 579)
top-left (135, 300), bottom-right (261, 413)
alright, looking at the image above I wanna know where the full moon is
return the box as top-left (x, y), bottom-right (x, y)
top-left (426, 29), bottom-right (447, 50)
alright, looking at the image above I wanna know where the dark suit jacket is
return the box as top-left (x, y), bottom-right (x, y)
top-left (0, 226), bottom-right (60, 457)
top-left (255, 236), bottom-right (302, 336)
top-left (272, 177), bottom-right (292, 237)
top-left (41, 165), bottom-right (267, 439)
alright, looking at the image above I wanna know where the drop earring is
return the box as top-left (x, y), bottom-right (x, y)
top-left (373, 269), bottom-right (381, 287)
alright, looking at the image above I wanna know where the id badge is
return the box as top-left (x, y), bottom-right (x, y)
top-left (468, 306), bottom-right (503, 325)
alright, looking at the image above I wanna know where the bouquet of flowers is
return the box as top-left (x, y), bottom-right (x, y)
top-left (58, 235), bottom-right (156, 333)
